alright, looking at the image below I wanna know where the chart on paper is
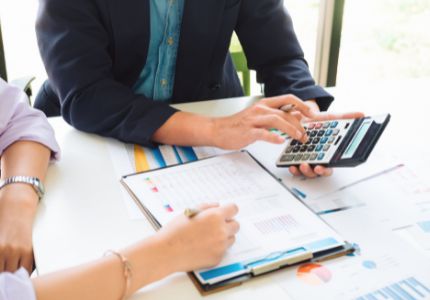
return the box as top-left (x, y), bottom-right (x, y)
top-left (139, 159), bottom-right (269, 212)
top-left (354, 277), bottom-right (430, 300)
top-left (106, 138), bottom-right (228, 219)
top-left (122, 152), bottom-right (346, 267)
top-left (254, 215), bottom-right (300, 235)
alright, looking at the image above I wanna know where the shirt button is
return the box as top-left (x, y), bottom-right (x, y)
top-left (167, 37), bottom-right (174, 46)
top-left (161, 79), bottom-right (168, 87)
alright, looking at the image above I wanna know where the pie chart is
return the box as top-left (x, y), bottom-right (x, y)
top-left (297, 263), bottom-right (332, 285)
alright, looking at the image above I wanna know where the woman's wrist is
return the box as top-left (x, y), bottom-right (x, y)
top-left (122, 233), bottom-right (180, 290)
top-left (0, 183), bottom-right (39, 210)
top-left (147, 233), bottom-right (182, 274)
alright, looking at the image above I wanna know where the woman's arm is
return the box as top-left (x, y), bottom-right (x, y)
top-left (33, 204), bottom-right (239, 300)
top-left (0, 141), bottom-right (51, 273)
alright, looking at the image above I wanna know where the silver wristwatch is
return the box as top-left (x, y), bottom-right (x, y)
top-left (0, 176), bottom-right (45, 200)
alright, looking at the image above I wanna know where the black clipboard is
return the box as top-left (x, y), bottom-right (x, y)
top-left (120, 150), bottom-right (356, 295)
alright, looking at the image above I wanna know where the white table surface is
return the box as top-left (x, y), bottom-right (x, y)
top-left (33, 78), bottom-right (430, 299)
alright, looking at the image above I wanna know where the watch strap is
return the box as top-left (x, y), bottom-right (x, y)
top-left (0, 176), bottom-right (45, 200)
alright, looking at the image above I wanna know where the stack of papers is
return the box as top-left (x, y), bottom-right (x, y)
top-left (121, 151), bottom-right (353, 291)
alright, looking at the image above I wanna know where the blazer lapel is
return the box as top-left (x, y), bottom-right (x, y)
top-left (172, 0), bottom-right (226, 102)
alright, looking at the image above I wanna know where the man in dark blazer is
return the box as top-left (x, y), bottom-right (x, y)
top-left (35, 0), bottom-right (361, 177)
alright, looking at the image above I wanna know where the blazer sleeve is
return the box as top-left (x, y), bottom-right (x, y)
top-left (36, 0), bottom-right (177, 146)
top-left (235, 0), bottom-right (334, 111)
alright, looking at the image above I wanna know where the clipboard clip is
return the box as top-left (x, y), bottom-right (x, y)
top-left (246, 248), bottom-right (314, 276)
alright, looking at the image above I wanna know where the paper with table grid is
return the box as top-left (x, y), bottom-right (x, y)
top-left (121, 151), bottom-right (347, 284)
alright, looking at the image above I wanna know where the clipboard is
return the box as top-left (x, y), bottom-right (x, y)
top-left (120, 150), bottom-right (356, 295)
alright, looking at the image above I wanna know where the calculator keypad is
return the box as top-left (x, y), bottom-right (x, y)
top-left (277, 119), bottom-right (353, 166)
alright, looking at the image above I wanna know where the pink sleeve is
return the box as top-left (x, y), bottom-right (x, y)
top-left (0, 79), bottom-right (60, 159)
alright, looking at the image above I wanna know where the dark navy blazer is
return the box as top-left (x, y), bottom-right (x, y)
top-left (35, 0), bottom-right (333, 146)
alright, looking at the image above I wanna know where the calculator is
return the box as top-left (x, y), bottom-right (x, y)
top-left (276, 114), bottom-right (391, 168)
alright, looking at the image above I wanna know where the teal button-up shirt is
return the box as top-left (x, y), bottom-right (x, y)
top-left (133, 0), bottom-right (185, 101)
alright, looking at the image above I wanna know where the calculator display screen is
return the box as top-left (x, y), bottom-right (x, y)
top-left (342, 120), bottom-right (372, 159)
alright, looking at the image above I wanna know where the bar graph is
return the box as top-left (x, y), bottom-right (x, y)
top-left (254, 215), bottom-right (300, 235)
top-left (356, 277), bottom-right (430, 300)
top-left (134, 145), bottom-right (150, 172)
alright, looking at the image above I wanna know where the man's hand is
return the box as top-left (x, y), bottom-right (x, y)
top-left (212, 94), bottom-right (314, 150)
top-left (288, 100), bottom-right (364, 178)
top-left (153, 94), bottom-right (362, 179)
top-left (0, 184), bottom-right (37, 273)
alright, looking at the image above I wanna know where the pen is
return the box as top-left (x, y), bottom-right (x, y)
top-left (184, 208), bottom-right (201, 218)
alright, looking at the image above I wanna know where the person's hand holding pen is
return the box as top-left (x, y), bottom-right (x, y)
top-left (155, 203), bottom-right (240, 272)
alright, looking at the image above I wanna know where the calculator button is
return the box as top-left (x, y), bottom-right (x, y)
top-left (300, 145), bottom-right (308, 152)
top-left (315, 123), bottom-right (323, 129)
top-left (317, 153), bottom-right (325, 160)
top-left (310, 131), bottom-right (318, 138)
top-left (307, 145), bottom-right (316, 152)
top-left (323, 145), bottom-right (331, 152)
top-left (323, 122), bottom-right (330, 129)
top-left (280, 155), bottom-right (288, 161)
top-left (330, 121), bottom-right (339, 128)
top-left (285, 146), bottom-right (294, 153)
top-left (312, 138), bottom-right (320, 144)
top-left (310, 153), bottom-right (318, 161)
top-left (307, 123), bottom-right (315, 130)
top-left (328, 137), bottom-right (335, 144)
top-left (293, 146), bottom-right (301, 153)
top-left (344, 122), bottom-right (350, 129)
top-left (332, 129), bottom-right (340, 136)
top-left (281, 154), bottom-right (294, 162)
top-left (290, 140), bottom-right (298, 146)
top-left (303, 154), bottom-right (311, 160)
top-left (325, 129), bottom-right (333, 136)
top-left (315, 145), bottom-right (323, 152)
top-left (320, 137), bottom-right (328, 144)
top-left (317, 130), bottom-right (325, 137)
top-left (305, 139), bottom-right (312, 145)
top-left (294, 154), bottom-right (303, 161)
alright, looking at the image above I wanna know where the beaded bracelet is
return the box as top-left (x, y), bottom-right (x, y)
top-left (105, 250), bottom-right (133, 300)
